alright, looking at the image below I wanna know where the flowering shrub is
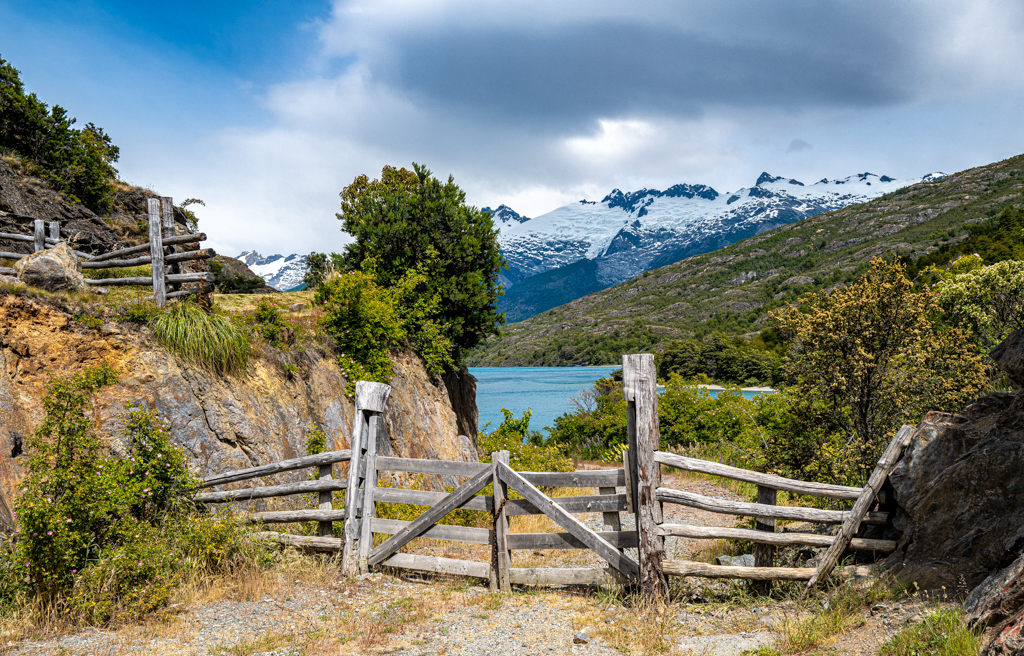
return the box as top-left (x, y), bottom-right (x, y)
top-left (478, 409), bottom-right (572, 473)
top-left (0, 365), bottom-right (257, 625)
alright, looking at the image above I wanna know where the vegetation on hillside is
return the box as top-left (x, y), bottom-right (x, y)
top-left (0, 55), bottom-right (120, 213)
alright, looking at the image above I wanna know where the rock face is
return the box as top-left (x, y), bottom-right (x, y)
top-left (14, 243), bottom-right (88, 291)
top-left (885, 330), bottom-right (1024, 593)
top-left (992, 330), bottom-right (1024, 388)
top-left (0, 293), bottom-right (479, 527)
top-left (966, 553), bottom-right (1024, 655)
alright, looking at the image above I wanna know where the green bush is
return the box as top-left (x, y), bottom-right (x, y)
top-left (152, 300), bottom-right (250, 375)
top-left (247, 297), bottom-right (296, 348)
top-left (879, 608), bottom-right (981, 656)
top-left (478, 409), bottom-right (572, 473)
top-left (81, 265), bottom-right (152, 280)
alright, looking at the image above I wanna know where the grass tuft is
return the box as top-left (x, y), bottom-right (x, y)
top-left (880, 608), bottom-right (982, 656)
top-left (81, 264), bottom-right (153, 280)
top-left (152, 300), bottom-right (250, 375)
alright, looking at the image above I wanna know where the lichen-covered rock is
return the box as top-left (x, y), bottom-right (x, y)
top-left (885, 331), bottom-right (1024, 593)
top-left (992, 329), bottom-right (1024, 388)
top-left (14, 243), bottom-right (88, 291)
top-left (0, 293), bottom-right (478, 527)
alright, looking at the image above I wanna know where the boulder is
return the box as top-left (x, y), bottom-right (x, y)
top-left (991, 329), bottom-right (1024, 388)
top-left (13, 243), bottom-right (88, 292)
top-left (966, 553), bottom-right (1024, 634)
top-left (884, 331), bottom-right (1024, 593)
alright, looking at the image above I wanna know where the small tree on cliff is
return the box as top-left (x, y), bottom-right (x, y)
top-left (768, 258), bottom-right (987, 486)
top-left (336, 163), bottom-right (505, 363)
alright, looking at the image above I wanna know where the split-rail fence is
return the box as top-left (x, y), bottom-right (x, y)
top-left (0, 197), bottom-right (214, 306)
top-left (195, 354), bottom-right (914, 598)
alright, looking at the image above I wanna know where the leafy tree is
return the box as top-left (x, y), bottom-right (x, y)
top-left (0, 55), bottom-right (120, 213)
top-left (336, 164), bottom-right (505, 362)
top-left (933, 257), bottom-right (1024, 353)
top-left (768, 258), bottom-right (987, 486)
top-left (658, 333), bottom-right (782, 386)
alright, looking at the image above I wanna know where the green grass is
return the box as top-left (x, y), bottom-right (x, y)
top-left (151, 301), bottom-right (250, 375)
top-left (880, 608), bottom-right (982, 656)
top-left (81, 264), bottom-right (153, 280)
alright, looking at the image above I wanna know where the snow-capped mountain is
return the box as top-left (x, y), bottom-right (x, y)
top-left (482, 205), bottom-right (531, 226)
top-left (497, 171), bottom-right (934, 289)
top-left (236, 251), bottom-right (307, 291)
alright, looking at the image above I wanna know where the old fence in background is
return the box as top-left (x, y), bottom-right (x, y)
top-left (0, 197), bottom-right (214, 306)
top-left (195, 354), bottom-right (914, 598)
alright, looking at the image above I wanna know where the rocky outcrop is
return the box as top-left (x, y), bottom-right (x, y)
top-left (884, 330), bottom-right (1024, 594)
top-left (966, 553), bottom-right (1024, 654)
top-left (13, 243), bottom-right (88, 291)
top-left (0, 292), bottom-right (478, 527)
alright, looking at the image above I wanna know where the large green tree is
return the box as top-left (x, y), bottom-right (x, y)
top-left (337, 163), bottom-right (505, 360)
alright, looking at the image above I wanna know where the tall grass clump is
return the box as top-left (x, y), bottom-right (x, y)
top-left (81, 264), bottom-right (152, 280)
top-left (880, 608), bottom-right (982, 656)
top-left (152, 300), bottom-right (249, 375)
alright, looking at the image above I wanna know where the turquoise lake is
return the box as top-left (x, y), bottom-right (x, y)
top-left (469, 366), bottom-right (774, 435)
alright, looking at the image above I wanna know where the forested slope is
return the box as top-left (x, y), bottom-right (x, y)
top-left (469, 154), bottom-right (1024, 366)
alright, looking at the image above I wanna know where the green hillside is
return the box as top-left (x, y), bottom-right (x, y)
top-left (468, 154), bottom-right (1024, 366)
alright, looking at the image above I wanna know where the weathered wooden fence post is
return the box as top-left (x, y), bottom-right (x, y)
top-left (47, 221), bottom-right (59, 243)
top-left (491, 450), bottom-right (512, 592)
top-left (341, 381), bottom-right (391, 575)
top-left (33, 219), bottom-right (44, 252)
top-left (753, 486), bottom-right (777, 595)
top-left (161, 197), bottom-right (181, 293)
top-left (623, 353), bottom-right (668, 598)
top-left (147, 198), bottom-right (166, 307)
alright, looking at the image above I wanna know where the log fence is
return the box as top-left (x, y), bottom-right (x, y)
top-left (0, 197), bottom-right (214, 306)
top-left (193, 354), bottom-right (916, 599)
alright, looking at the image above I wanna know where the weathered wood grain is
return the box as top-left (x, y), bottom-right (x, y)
top-left (79, 248), bottom-right (216, 269)
top-left (199, 450), bottom-right (351, 488)
top-left (656, 524), bottom-right (896, 551)
top-left (806, 424), bottom-right (916, 592)
top-left (33, 219), bottom-right (44, 253)
top-left (519, 470), bottom-right (625, 487)
top-left (657, 488), bottom-right (891, 525)
top-left (253, 531), bottom-right (342, 551)
top-left (368, 466), bottom-right (494, 567)
top-left (342, 404), bottom-right (367, 575)
top-left (372, 487), bottom-right (493, 512)
top-left (356, 381), bottom-right (391, 413)
top-left (89, 233), bottom-right (206, 262)
top-left (509, 567), bottom-right (611, 586)
top-left (754, 485), bottom-right (777, 594)
top-left (370, 518), bottom-right (494, 545)
top-left (147, 199), bottom-right (165, 307)
top-left (358, 413), bottom-right (382, 571)
top-left (492, 450), bottom-right (512, 592)
top-left (195, 478), bottom-right (347, 503)
top-left (664, 560), bottom-right (817, 581)
top-left (498, 461), bottom-right (639, 579)
top-left (245, 509), bottom-right (347, 523)
top-left (83, 272), bottom-right (214, 287)
top-left (600, 486), bottom-right (622, 534)
top-left (47, 221), bottom-right (59, 242)
top-left (655, 451), bottom-right (864, 500)
top-left (375, 456), bottom-right (488, 477)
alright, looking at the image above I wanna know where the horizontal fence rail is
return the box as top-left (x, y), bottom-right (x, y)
top-left (656, 487), bottom-right (891, 525)
top-left (199, 450), bottom-right (351, 488)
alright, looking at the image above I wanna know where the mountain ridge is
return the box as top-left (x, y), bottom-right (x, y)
top-left (467, 154), bottom-right (1024, 367)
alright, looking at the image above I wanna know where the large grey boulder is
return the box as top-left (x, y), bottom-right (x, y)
top-left (991, 329), bottom-right (1024, 388)
top-left (13, 243), bottom-right (89, 292)
top-left (884, 332), bottom-right (1024, 593)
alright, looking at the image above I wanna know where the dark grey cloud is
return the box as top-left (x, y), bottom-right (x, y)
top-left (787, 138), bottom-right (812, 152)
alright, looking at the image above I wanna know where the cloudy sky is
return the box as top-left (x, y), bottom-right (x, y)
top-left (2, 0), bottom-right (1024, 257)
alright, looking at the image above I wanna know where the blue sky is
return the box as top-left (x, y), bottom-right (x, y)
top-left (3, 1), bottom-right (1024, 257)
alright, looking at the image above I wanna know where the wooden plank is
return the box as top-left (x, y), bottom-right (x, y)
top-left (623, 353), bottom-right (666, 596)
top-left (384, 553), bottom-right (491, 579)
top-left (33, 219), bottom-right (44, 252)
top-left (519, 470), bottom-right (625, 487)
top-left (0, 251), bottom-right (29, 260)
top-left (199, 450), bottom-right (351, 488)
top-left (622, 448), bottom-right (634, 513)
top-left (507, 530), bottom-right (638, 550)
top-left (656, 524), bottom-right (896, 552)
top-left (492, 451), bottom-right (511, 592)
top-left (195, 478), bottom-right (347, 503)
top-left (342, 407), bottom-right (367, 575)
top-left (253, 531), bottom-right (342, 551)
top-left (510, 567), bottom-right (611, 586)
top-left (376, 456), bottom-right (489, 478)
top-left (368, 466), bottom-right (494, 567)
top-left (806, 424), bottom-right (916, 592)
top-left (245, 509), bottom-right (347, 523)
top-left (754, 485), bottom-right (777, 595)
top-left (498, 461), bottom-right (639, 579)
top-left (506, 494), bottom-right (627, 516)
top-left (664, 560), bottom-right (817, 581)
top-left (83, 271), bottom-right (214, 286)
top-left (0, 232), bottom-right (34, 243)
top-left (47, 221), bottom-right (59, 242)
top-left (655, 451), bottom-right (864, 500)
top-left (318, 460), bottom-right (336, 539)
top-left (164, 286), bottom-right (209, 301)
top-left (147, 198), bottom-right (165, 307)
top-left (600, 486), bottom-right (621, 533)
top-left (0, 266), bottom-right (15, 276)
top-left (656, 488), bottom-right (891, 525)
top-left (373, 487), bottom-right (493, 512)
top-left (356, 381), bottom-right (391, 412)
top-left (89, 233), bottom-right (206, 262)
top-left (371, 518), bottom-right (493, 545)
top-left (79, 248), bottom-right (216, 269)
top-left (358, 413), bottom-right (382, 572)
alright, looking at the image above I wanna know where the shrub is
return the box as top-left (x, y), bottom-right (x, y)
top-left (879, 608), bottom-right (981, 656)
top-left (478, 409), bottom-right (572, 473)
top-left (933, 258), bottom-right (1024, 352)
top-left (247, 297), bottom-right (296, 348)
top-left (152, 300), bottom-right (250, 375)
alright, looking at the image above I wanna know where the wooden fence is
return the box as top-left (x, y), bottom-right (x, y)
top-left (194, 355), bottom-right (915, 598)
top-left (0, 197), bottom-right (214, 306)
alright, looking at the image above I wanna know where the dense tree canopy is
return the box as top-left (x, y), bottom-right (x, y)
top-left (0, 55), bottom-right (119, 213)
top-left (336, 163), bottom-right (505, 361)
